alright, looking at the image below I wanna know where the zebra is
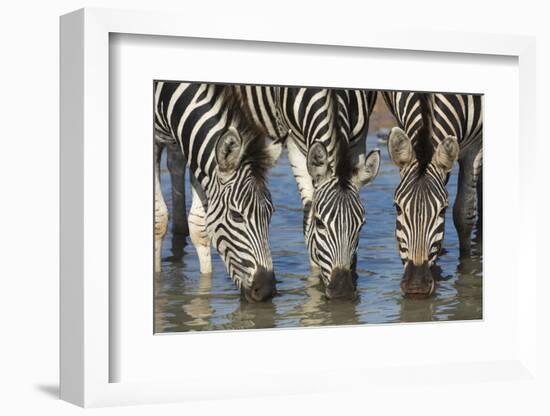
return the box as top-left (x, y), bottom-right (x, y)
top-left (382, 91), bottom-right (483, 297)
top-left (154, 81), bottom-right (282, 302)
top-left (237, 86), bottom-right (381, 299)
top-left (162, 85), bottom-right (380, 299)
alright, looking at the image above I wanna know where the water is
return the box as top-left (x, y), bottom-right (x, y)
top-left (155, 135), bottom-right (482, 333)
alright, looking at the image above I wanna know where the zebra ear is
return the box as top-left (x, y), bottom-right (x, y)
top-left (215, 127), bottom-right (244, 174)
top-left (307, 142), bottom-right (330, 187)
top-left (433, 135), bottom-right (459, 173)
top-left (353, 149), bottom-right (381, 187)
top-left (388, 127), bottom-right (414, 170)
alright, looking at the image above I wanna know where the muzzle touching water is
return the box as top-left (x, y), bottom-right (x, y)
top-left (241, 267), bottom-right (277, 302)
top-left (400, 261), bottom-right (435, 298)
top-left (325, 268), bottom-right (358, 300)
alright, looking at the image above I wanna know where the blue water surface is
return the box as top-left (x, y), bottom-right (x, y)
top-left (155, 134), bottom-right (482, 332)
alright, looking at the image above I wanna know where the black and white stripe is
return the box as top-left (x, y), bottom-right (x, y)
top-left (383, 91), bottom-right (483, 296)
top-left (383, 92), bottom-right (482, 152)
top-left (240, 86), bottom-right (379, 298)
top-left (394, 161), bottom-right (448, 266)
top-left (159, 84), bottom-right (380, 299)
top-left (154, 81), bottom-right (280, 301)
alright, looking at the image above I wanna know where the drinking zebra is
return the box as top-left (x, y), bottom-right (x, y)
top-left (161, 85), bottom-right (380, 299)
top-left (382, 91), bottom-right (483, 297)
top-left (237, 86), bottom-right (381, 299)
top-left (154, 81), bottom-right (282, 302)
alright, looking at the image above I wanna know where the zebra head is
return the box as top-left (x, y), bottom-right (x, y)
top-left (305, 142), bottom-right (381, 300)
top-left (208, 126), bottom-right (282, 302)
top-left (388, 126), bottom-right (459, 298)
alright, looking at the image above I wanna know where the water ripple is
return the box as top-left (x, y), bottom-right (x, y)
top-left (155, 134), bottom-right (482, 332)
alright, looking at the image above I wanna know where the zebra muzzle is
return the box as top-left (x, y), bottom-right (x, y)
top-left (241, 267), bottom-right (277, 302)
top-left (400, 261), bottom-right (435, 298)
top-left (325, 268), bottom-right (358, 300)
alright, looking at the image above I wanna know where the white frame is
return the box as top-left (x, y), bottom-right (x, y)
top-left (60, 8), bottom-right (537, 408)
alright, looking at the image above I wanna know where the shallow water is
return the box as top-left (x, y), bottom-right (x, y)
top-left (155, 135), bottom-right (482, 332)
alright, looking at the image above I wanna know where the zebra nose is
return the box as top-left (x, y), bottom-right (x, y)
top-left (241, 267), bottom-right (276, 302)
top-left (325, 268), bottom-right (358, 300)
top-left (401, 261), bottom-right (435, 298)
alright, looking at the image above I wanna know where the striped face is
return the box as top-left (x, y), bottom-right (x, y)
top-left (207, 129), bottom-right (281, 302)
top-left (207, 166), bottom-right (275, 300)
top-left (388, 127), bottom-right (459, 297)
top-left (306, 178), bottom-right (366, 299)
top-left (394, 161), bottom-right (448, 296)
top-left (306, 143), bottom-right (381, 300)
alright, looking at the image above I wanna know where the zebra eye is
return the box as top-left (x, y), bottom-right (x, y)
top-left (230, 210), bottom-right (245, 223)
top-left (394, 203), bottom-right (403, 215)
top-left (315, 217), bottom-right (325, 230)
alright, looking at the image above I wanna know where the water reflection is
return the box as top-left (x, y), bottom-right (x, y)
top-left (229, 301), bottom-right (277, 330)
top-left (295, 274), bottom-right (360, 327)
top-left (399, 298), bottom-right (436, 323)
top-left (182, 273), bottom-right (214, 328)
top-left (155, 135), bottom-right (483, 332)
top-left (299, 275), bottom-right (325, 326)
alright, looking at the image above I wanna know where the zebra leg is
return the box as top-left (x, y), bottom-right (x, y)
top-left (474, 149), bottom-right (483, 243)
top-left (286, 139), bottom-right (318, 271)
top-left (188, 175), bottom-right (212, 274)
top-left (166, 143), bottom-right (188, 259)
top-left (453, 150), bottom-right (480, 258)
top-left (154, 142), bottom-right (168, 273)
top-left (287, 139), bottom-right (314, 233)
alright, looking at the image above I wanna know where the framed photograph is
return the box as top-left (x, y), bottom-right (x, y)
top-left (60, 8), bottom-right (538, 408)
top-left (152, 82), bottom-right (483, 332)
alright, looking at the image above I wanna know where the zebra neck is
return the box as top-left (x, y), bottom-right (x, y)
top-left (236, 85), bottom-right (283, 140)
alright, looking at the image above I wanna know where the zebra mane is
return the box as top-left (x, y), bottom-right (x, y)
top-left (223, 87), bottom-right (273, 185)
top-left (414, 93), bottom-right (435, 175)
top-left (333, 91), bottom-right (357, 189)
top-left (332, 92), bottom-right (357, 188)
top-left (334, 138), bottom-right (356, 188)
